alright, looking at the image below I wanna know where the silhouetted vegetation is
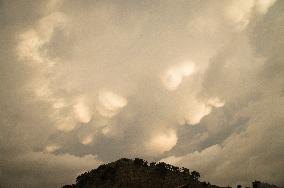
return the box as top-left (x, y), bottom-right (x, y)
top-left (155, 162), bottom-right (168, 176)
top-left (191, 170), bottom-right (201, 181)
top-left (133, 158), bottom-right (148, 167)
top-left (63, 158), bottom-right (205, 188)
top-left (62, 158), bottom-right (279, 188)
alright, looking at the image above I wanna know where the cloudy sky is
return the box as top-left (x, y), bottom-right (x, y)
top-left (0, 0), bottom-right (283, 187)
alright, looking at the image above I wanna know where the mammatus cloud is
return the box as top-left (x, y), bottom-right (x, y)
top-left (0, 0), bottom-right (283, 187)
top-left (179, 97), bottom-right (225, 125)
top-left (161, 61), bottom-right (195, 91)
top-left (162, 96), bottom-right (284, 186)
top-left (145, 128), bottom-right (178, 156)
top-left (73, 96), bottom-right (92, 123)
top-left (97, 90), bottom-right (128, 118)
top-left (17, 12), bottom-right (67, 65)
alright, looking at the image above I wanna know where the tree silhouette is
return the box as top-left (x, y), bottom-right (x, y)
top-left (155, 162), bottom-right (168, 176)
top-left (134, 158), bottom-right (148, 166)
top-left (191, 171), bottom-right (200, 181)
top-left (181, 167), bottom-right (190, 174)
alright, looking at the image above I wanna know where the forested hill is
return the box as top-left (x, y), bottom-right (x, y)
top-left (62, 158), bottom-right (222, 188)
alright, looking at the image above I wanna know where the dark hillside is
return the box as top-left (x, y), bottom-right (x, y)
top-left (62, 158), bottom-right (222, 188)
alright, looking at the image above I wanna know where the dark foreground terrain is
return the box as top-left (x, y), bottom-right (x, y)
top-left (62, 158), bottom-right (218, 188)
top-left (62, 158), bottom-right (279, 188)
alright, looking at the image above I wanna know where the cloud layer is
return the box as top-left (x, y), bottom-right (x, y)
top-left (0, 0), bottom-right (283, 187)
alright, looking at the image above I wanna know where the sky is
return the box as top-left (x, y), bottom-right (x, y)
top-left (0, 0), bottom-right (283, 187)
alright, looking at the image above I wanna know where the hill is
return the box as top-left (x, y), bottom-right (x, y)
top-left (62, 158), bottom-right (221, 188)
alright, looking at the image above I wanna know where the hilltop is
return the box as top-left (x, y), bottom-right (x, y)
top-left (62, 158), bottom-right (221, 188)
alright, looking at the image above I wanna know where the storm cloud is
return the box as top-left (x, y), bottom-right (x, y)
top-left (0, 0), bottom-right (283, 187)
